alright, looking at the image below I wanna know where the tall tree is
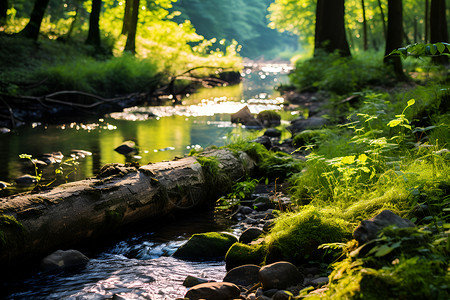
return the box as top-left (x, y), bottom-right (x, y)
top-left (377, 0), bottom-right (387, 38)
top-left (361, 0), bottom-right (368, 50)
top-left (314, 0), bottom-right (350, 56)
top-left (0, 0), bottom-right (7, 26)
top-left (425, 0), bottom-right (430, 42)
top-left (121, 0), bottom-right (132, 35)
top-left (124, 0), bottom-right (139, 54)
top-left (430, 0), bottom-right (449, 64)
top-left (17, 0), bottom-right (50, 40)
top-left (384, 0), bottom-right (407, 80)
top-left (86, 0), bottom-right (102, 48)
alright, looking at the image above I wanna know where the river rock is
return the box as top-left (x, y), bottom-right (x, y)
top-left (40, 249), bottom-right (89, 273)
top-left (259, 261), bottom-right (303, 290)
top-left (184, 282), bottom-right (241, 300)
top-left (41, 151), bottom-right (64, 164)
top-left (239, 205), bottom-right (253, 215)
top-left (353, 210), bottom-right (415, 245)
top-left (173, 232), bottom-right (238, 259)
top-left (14, 174), bottom-right (38, 185)
top-left (251, 135), bottom-right (272, 150)
top-left (257, 110), bottom-right (281, 127)
top-left (0, 181), bottom-right (10, 190)
top-left (225, 243), bottom-right (265, 271)
top-left (223, 264), bottom-right (261, 287)
top-left (239, 227), bottom-right (263, 244)
top-left (309, 276), bottom-right (329, 288)
top-left (272, 290), bottom-right (292, 300)
top-left (231, 105), bottom-right (255, 125)
top-left (264, 128), bottom-right (282, 138)
top-left (183, 275), bottom-right (212, 287)
top-left (114, 141), bottom-right (138, 155)
top-left (287, 117), bottom-right (328, 135)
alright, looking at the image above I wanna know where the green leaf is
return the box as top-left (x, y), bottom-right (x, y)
top-left (374, 244), bottom-right (395, 257)
top-left (436, 42), bottom-right (445, 54)
top-left (387, 119), bottom-right (402, 127)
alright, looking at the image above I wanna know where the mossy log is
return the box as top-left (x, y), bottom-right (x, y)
top-left (0, 149), bottom-right (255, 273)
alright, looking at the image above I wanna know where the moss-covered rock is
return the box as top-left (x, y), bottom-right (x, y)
top-left (264, 206), bottom-right (352, 265)
top-left (173, 232), bottom-right (237, 260)
top-left (257, 110), bottom-right (281, 127)
top-left (225, 242), bottom-right (266, 271)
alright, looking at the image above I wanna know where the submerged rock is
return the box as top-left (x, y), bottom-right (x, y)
top-left (40, 249), bottom-right (89, 273)
top-left (184, 282), bottom-right (241, 300)
top-left (183, 275), bottom-right (212, 288)
top-left (14, 174), bottom-right (38, 185)
top-left (353, 210), bottom-right (414, 245)
top-left (114, 141), bottom-right (138, 156)
top-left (258, 261), bottom-right (303, 290)
top-left (173, 232), bottom-right (238, 259)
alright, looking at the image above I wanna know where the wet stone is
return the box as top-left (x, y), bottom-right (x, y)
top-left (239, 227), bottom-right (263, 244)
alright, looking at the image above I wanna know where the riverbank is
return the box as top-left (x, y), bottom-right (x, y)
top-left (0, 34), bottom-right (242, 129)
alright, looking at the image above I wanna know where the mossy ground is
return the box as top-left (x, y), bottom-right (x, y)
top-left (221, 57), bottom-right (449, 298)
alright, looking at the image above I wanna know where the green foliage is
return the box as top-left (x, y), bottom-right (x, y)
top-left (218, 178), bottom-right (259, 210)
top-left (290, 51), bottom-right (392, 95)
top-left (30, 55), bottom-right (160, 97)
top-left (319, 226), bottom-right (450, 299)
top-left (389, 42), bottom-right (450, 59)
top-left (264, 206), bottom-right (352, 265)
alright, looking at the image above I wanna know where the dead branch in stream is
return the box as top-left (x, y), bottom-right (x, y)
top-left (0, 66), bottom-right (239, 128)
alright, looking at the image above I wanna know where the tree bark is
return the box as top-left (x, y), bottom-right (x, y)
top-left (361, 0), bottom-right (368, 50)
top-left (384, 0), bottom-right (407, 81)
top-left (0, 149), bottom-right (255, 275)
top-left (121, 0), bottom-right (132, 35)
top-left (0, 0), bottom-right (7, 26)
top-left (430, 0), bottom-right (449, 64)
top-left (124, 0), bottom-right (139, 54)
top-left (425, 0), bottom-right (430, 43)
top-left (314, 0), bottom-right (351, 56)
top-left (17, 0), bottom-right (50, 41)
top-left (377, 0), bottom-right (387, 38)
top-left (86, 0), bottom-right (102, 48)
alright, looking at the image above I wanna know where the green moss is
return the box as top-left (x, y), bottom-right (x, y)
top-left (196, 156), bottom-right (231, 197)
top-left (173, 232), bottom-right (238, 259)
top-left (318, 227), bottom-right (450, 300)
top-left (225, 242), bottom-right (266, 271)
top-left (0, 214), bottom-right (26, 250)
top-left (264, 206), bottom-right (352, 265)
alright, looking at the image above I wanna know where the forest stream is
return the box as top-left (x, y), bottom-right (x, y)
top-left (1, 62), bottom-right (292, 299)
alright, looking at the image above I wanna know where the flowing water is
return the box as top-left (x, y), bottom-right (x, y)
top-left (1, 62), bottom-right (292, 299)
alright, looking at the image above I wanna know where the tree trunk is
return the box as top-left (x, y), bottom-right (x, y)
top-left (17, 0), bottom-right (50, 40)
top-left (314, 0), bottom-right (351, 56)
top-left (66, 1), bottom-right (80, 39)
top-left (124, 0), bottom-right (139, 54)
top-left (361, 0), bottom-right (368, 50)
top-left (0, 149), bottom-right (255, 276)
top-left (121, 0), bottom-right (132, 35)
top-left (86, 0), bottom-right (102, 48)
top-left (384, 0), bottom-right (407, 81)
top-left (430, 0), bottom-right (449, 64)
top-left (0, 0), bottom-right (7, 26)
top-left (377, 0), bottom-right (387, 38)
top-left (425, 0), bottom-right (430, 43)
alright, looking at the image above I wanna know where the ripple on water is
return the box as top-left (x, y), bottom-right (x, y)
top-left (10, 255), bottom-right (226, 300)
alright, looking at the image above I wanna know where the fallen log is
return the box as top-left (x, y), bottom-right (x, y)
top-left (0, 149), bottom-right (255, 275)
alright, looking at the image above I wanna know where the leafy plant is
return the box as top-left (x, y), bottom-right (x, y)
top-left (389, 42), bottom-right (450, 58)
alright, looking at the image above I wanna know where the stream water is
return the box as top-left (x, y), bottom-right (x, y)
top-left (1, 62), bottom-right (292, 299)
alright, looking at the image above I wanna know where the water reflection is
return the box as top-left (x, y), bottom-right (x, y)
top-left (0, 63), bottom-right (290, 196)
